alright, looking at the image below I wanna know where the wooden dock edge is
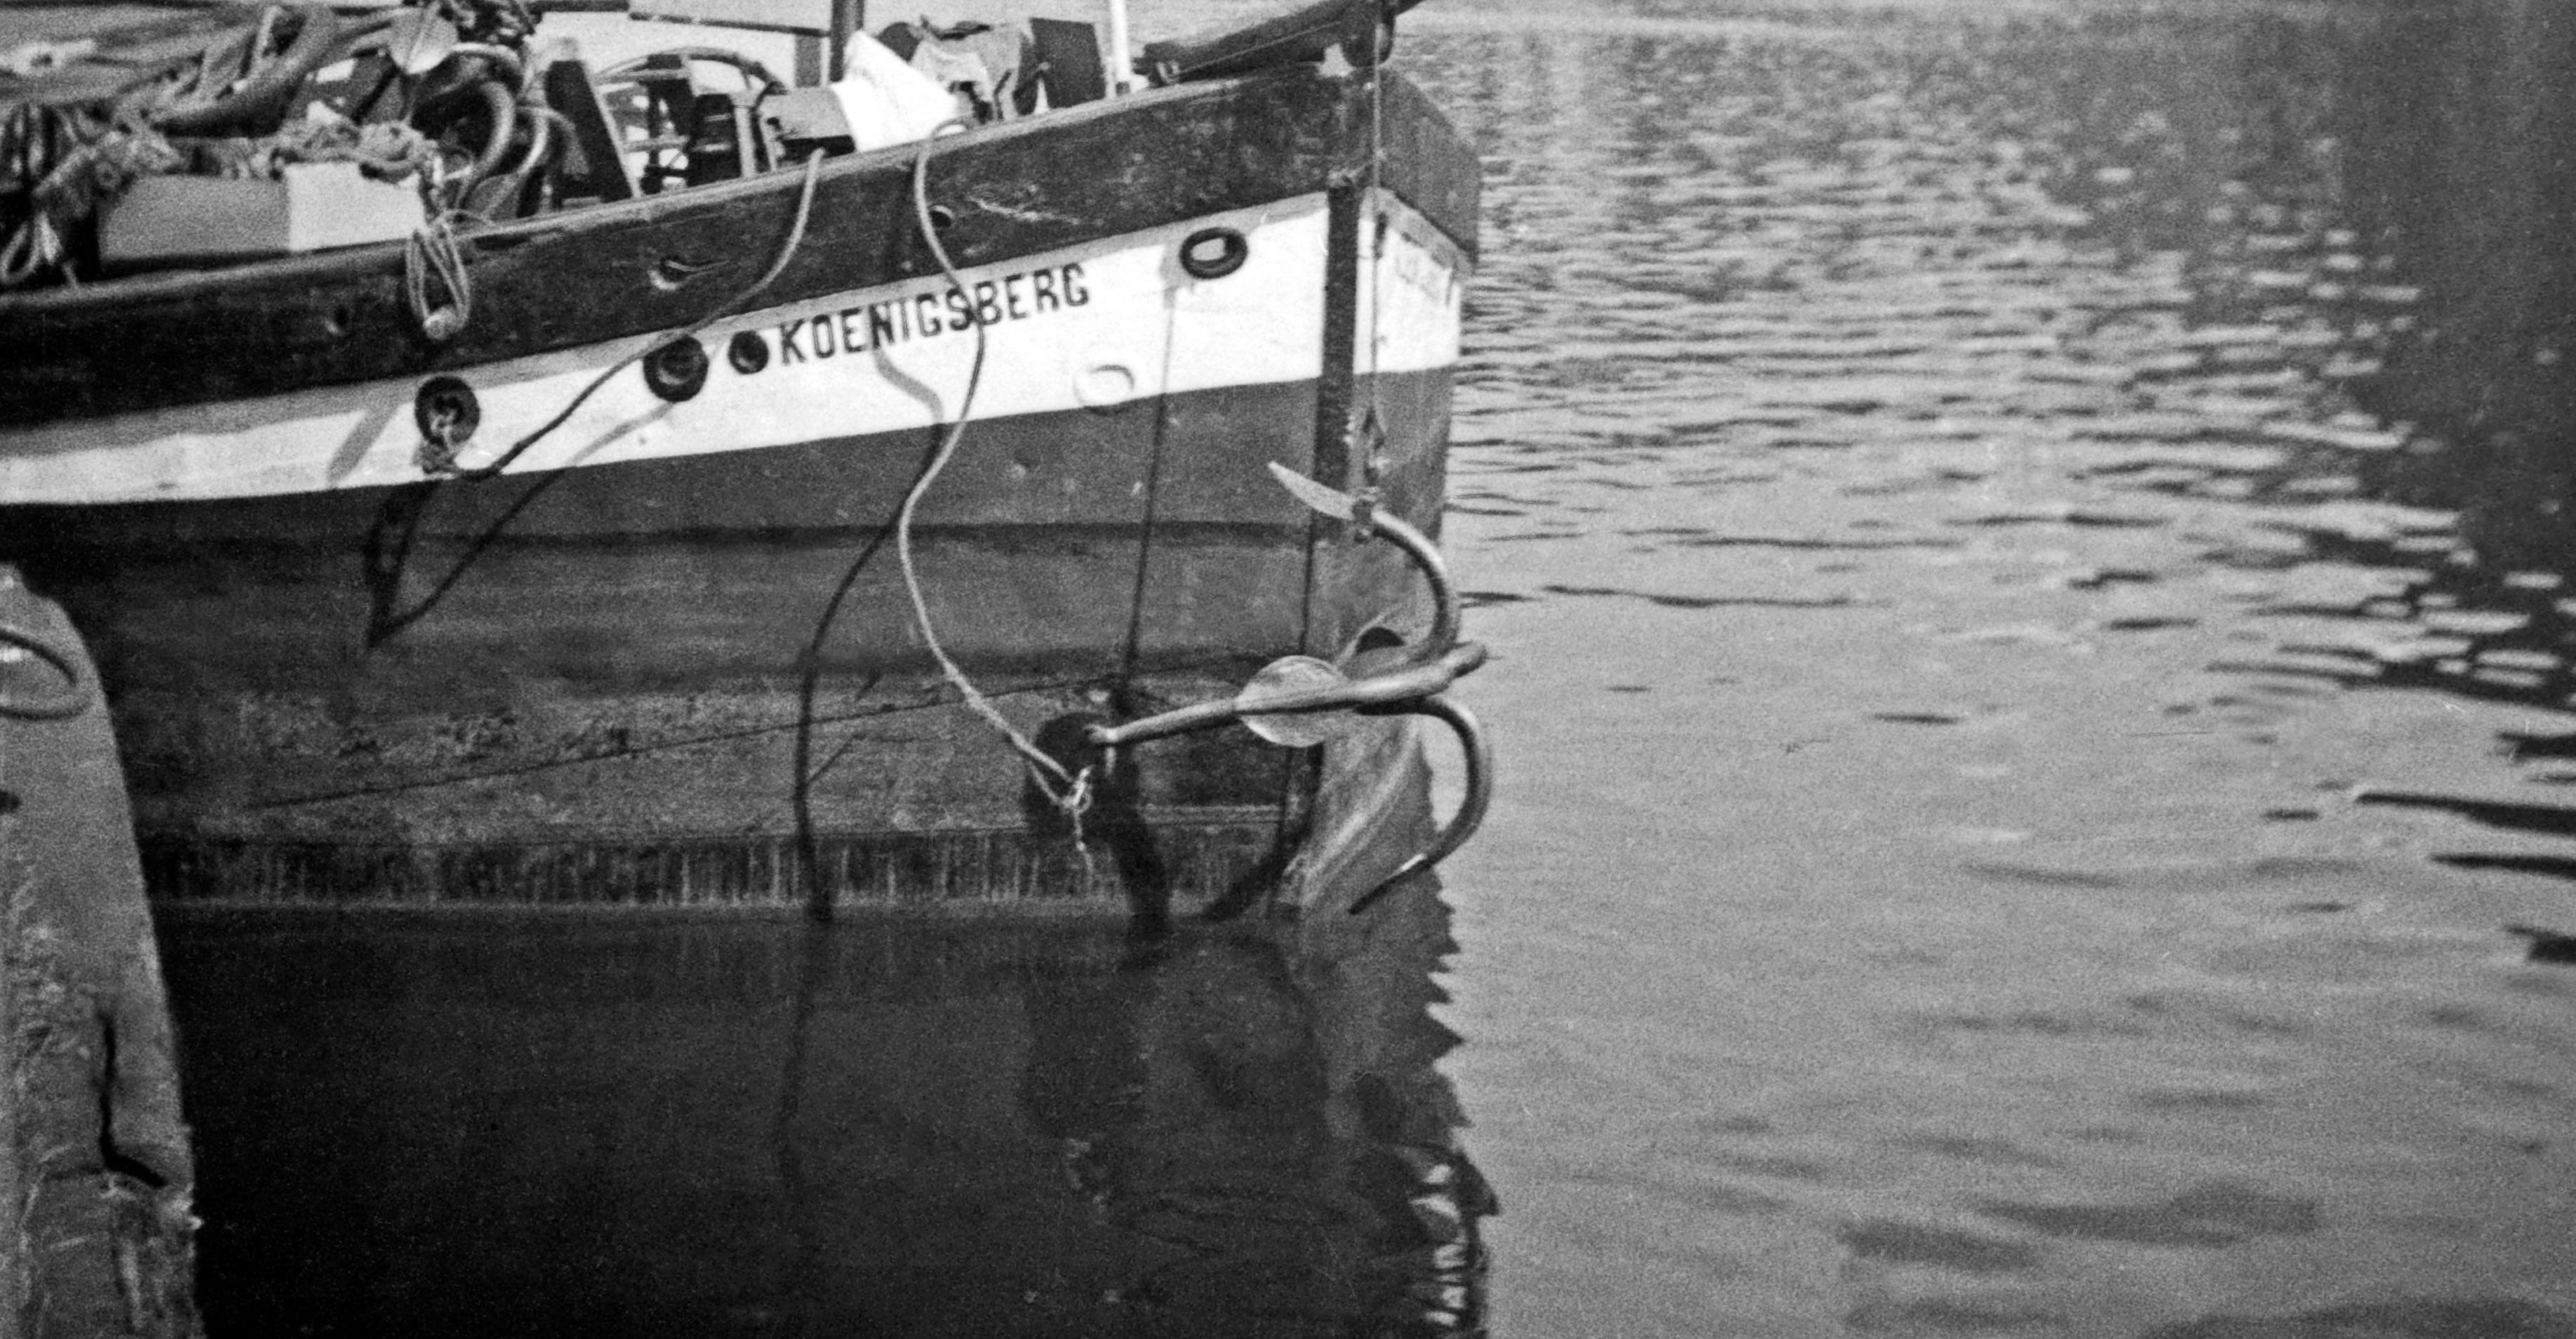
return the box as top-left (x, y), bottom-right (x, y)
top-left (1, 566), bottom-right (199, 1339)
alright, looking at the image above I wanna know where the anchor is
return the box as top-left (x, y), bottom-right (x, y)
top-left (1089, 463), bottom-right (1494, 887)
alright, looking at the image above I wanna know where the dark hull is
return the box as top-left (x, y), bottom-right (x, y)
top-left (13, 368), bottom-right (1454, 912)
top-left (0, 69), bottom-right (1476, 917)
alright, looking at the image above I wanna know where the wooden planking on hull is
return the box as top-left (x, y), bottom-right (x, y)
top-left (137, 814), bottom-right (1302, 913)
top-left (5, 361), bottom-right (1458, 907)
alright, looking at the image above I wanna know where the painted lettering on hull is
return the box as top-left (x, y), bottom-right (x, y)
top-left (1376, 216), bottom-right (1461, 310)
top-left (761, 262), bottom-right (1091, 369)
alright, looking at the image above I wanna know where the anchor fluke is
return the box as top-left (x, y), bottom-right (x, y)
top-left (1235, 654), bottom-right (1365, 747)
top-left (1085, 463), bottom-right (1495, 885)
top-left (1268, 460), bottom-right (1365, 520)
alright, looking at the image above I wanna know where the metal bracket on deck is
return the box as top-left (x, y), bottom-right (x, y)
top-left (1088, 463), bottom-right (1493, 886)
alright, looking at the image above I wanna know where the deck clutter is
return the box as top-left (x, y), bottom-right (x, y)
top-left (0, 0), bottom-right (1485, 916)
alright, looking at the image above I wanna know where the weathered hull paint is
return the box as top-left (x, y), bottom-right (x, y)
top-left (0, 69), bottom-right (1477, 915)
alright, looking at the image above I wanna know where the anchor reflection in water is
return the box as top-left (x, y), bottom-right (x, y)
top-left (162, 875), bottom-right (1494, 1337)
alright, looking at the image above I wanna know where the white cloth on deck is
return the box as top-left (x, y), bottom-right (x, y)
top-left (829, 31), bottom-right (961, 152)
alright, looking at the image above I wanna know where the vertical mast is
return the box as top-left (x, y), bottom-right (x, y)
top-left (827, 0), bottom-right (861, 80)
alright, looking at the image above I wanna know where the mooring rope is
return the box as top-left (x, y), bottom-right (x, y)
top-left (898, 117), bottom-right (1095, 846)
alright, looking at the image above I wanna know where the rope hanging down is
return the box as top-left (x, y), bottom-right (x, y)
top-left (898, 118), bottom-right (1095, 844)
top-left (404, 209), bottom-right (473, 341)
top-left (409, 128), bottom-right (1091, 842)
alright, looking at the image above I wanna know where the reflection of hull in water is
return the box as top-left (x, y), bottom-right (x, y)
top-left (0, 70), bottom-right (1479, 915)
top-left (160, 888), bottom-right (1490, 1337)
top-left (2337, 1), bottom-right (2576, 567)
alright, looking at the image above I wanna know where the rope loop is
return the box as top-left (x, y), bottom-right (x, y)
top-left (1052, 763), bottom-right (1096, 853)
top-left (895, 118), bottom-right (1094, 841)
top-left (405, 210), bottom-right (473, 341)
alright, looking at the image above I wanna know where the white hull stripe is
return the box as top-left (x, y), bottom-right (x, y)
top-left (1, 191), bottom-right (1465, 507)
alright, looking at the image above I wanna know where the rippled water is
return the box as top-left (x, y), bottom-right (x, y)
top-left (159, 2), bottom-right (2576, 1335)
top-left (1405, 1), bottom-right (2576, 1335)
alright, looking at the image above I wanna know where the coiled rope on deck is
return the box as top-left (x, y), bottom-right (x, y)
top-left (898, 117), bottom-right (1094, 844)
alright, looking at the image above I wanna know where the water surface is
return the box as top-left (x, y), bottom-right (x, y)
top-left (166, 897), bottom-right (1486, 1337)
top-left (1409, 1), bottom-right (2576, 1334)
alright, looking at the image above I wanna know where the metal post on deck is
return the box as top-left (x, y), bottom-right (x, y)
top-left (1103, 0), bottom-right (1133, 91)
top-left (827, 0), bottom-right (861, 81)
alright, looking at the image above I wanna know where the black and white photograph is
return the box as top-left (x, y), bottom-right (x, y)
top-left (3, 0), bottom-right (2570, 1333)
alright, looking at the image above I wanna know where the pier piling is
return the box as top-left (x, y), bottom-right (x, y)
top-left (1, 567), bottom-right (197, 1339)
